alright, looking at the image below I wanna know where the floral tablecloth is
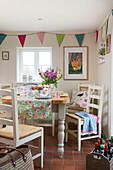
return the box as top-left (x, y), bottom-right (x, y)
top-left (17, 97), bottom-right (52, 119)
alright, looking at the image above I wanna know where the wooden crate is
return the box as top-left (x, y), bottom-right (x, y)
top-left (86, 151), bottom-right (113, 170)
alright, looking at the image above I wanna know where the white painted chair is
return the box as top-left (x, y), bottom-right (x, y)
top-left (0, 83), bottom-right (13, 119)
top-left (0, 88), bottom-right (44, 168)
top-left (65, 84), bottom-right (104, 151)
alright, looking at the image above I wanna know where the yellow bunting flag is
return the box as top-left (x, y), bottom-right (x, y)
top-left (56, 34), bottom-right (65, 47)
top-left (105, 18), bottom-right (109, 37)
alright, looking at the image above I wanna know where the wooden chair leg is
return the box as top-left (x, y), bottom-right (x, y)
top-left (78, 118), bottom-right (81, 151)
top-left (52, 112), bottom-right (55, 136)
top-left (41, 128), bottom-right (44, 168)
top-left (65, 118), bottom-right (68, 142)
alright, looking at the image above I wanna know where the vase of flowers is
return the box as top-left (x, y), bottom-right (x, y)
top-left (39, 67), bottom-right (63, 96)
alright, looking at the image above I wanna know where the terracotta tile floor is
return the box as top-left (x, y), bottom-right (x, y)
top-left (33, 127), bottom-right (97, 170)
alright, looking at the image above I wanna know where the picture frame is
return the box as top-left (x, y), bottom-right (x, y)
top-left (63, 46), bottom-right (88, 80)
top-left (106, 34), bottom-right (111, 54)
top-left (2, 51), bottom-right (9, 60)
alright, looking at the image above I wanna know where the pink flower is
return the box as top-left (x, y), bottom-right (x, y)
top-left (32, 104), bottom-right (34, 108)
top-left (41, 106), bottom-right (43, 108)
top-left (26, 101), bottom-right (28, 104)
top-left (39, 112), bottom-right (42, 115)
top-left (23, 109), bottom-right (25, 112)
top-left (43, 113), bottom-right (45, 115)
top-left (38, 103), bottom-right (41, 106)
top-left (26, 113), bottom-right (29, 115)
top-left (36, 115), bottom-right (38, 117)
top-left (44, 106), bottom-right (47, 110)
top-left (29, 101), bottom-right (32, 103)
top-left (19, 115), bottom-right (22, 118)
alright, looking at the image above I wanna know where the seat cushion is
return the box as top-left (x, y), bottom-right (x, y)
top-left (0, 124), bottom-right (42, 139)
top-left (70, 90), bottom-right (88, 108)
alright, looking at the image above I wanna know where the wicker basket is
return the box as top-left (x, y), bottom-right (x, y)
top-left (0, 145), bottom-right (34, 170)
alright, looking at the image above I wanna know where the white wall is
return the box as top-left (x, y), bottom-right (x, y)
top-left (97, 14), bottom-right (113, 138)
top-left (0, 32), bottom-right (97, 96)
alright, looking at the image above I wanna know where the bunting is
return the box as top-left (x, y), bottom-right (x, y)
top-left (0, 33), bottom-right (7, 45)
top-left (105, 18), bottom-right (108, 37)
top-left (56, 34), bottom-right (65, 47)
top-left (100, 27), bottom-right (103, 42)
top-left (96, 31), bottom-right (98, 43)
top-left (0, 9), bottom-right (112, 47)
top-left (37, 32), bottom-right (45, 44)
top-left (18, 35), bottom-right (26, 47)
top-left (75, 34), bottom-right (84, 46)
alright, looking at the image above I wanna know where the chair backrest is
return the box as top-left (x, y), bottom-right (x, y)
top-left (86, 85), bottom-right (104, 121)
top-left (0, 88), bottom-right (19, 142)
top-left (0, 83), bottom-right (13, 89)
top-left (78, 83), bottom-right (90, 91)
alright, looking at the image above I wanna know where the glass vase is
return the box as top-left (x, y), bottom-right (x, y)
top-left (50, 84), bottom-right (55, 97)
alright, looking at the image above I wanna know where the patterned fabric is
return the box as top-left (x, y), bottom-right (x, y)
top-left (75, 112), bottom-right (99, 135)
top-left (70, 90), bottom-right (88, 108)
top-left (18, 97), bottom-right (52, 119)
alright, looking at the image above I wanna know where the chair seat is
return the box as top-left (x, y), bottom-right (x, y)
top-left (66, 113), bottom-right (84, 121)
top-left (67, 106), bottom-right (86, 111)
top-left (0, 124), bottom-right (42, 139)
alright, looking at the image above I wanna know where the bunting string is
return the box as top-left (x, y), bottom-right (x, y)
top-left (0, 9), bottom-right (112, 47)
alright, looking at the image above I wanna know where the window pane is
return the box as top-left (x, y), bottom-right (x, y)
top-left (23, 66), bottom-right (34, 75)
top-left (23, 52), bottom-right (34, 65)
top-left (39, 66), bottom-right (51, 72)
top-left (39, 52), bottom-right (51, 65)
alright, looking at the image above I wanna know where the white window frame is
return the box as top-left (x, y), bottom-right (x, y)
top-left (16, 47), bottom-right (52, 82)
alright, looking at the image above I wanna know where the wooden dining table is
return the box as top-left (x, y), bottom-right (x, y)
top-left (1, 94), bottom-right (70, 158)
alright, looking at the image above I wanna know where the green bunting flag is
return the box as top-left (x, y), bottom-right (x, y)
top-left (105, 18), bottom-right (108, 37)
top-left (0, 33), bottom-right (7, 45)
top-left (112, 9), bottom-right (113, 16)
top-left (75, 34), bottom-right (84, 46)
top-left (56, 34), bottom-right (65, 47)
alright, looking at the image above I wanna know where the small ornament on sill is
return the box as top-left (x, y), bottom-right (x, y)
top-left (22, 75), bottom-right (27, 82)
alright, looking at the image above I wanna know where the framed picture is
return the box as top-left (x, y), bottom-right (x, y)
top-left (2, 51), bottom-right (9, 60)
top-left (106, 34), bottom-right (111, 54)
top-left (63, 46), bottom-right (88, 80)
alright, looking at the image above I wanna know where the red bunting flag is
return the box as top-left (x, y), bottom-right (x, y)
top-left (100, 27), bottom-right (103, 42)
top-left (96, 31), bottom-right (98, 43)
top-left (18, 35), bottom-right (26, 47)
top-left (37, 32), bottom-right (45, 44)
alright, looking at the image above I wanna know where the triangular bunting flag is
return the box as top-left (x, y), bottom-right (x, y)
top-left (100, 27), bottom-right (103, 42)
top-left (37, 32), bottom-right (45, 44)
top-left (0, 33), bottom-right (7, 45)
top-left (105, 18), bottom-right (108, 37)
top-left (56, 34), bottom-right (65, 47)
top-left (75, 34), bottom-right (84, 46)
top-left (112, 9), bottom-right (113, 16)
top-left (96, 31), bottom-right (98, 43)
top-left (18, 35), bottom-right (26, 47)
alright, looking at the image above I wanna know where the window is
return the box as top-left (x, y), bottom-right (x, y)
top-left (17, 47), bottom-right (52, 82)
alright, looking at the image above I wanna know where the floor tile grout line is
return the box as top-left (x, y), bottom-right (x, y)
top-left (72, 141), bottom-right (77, 170)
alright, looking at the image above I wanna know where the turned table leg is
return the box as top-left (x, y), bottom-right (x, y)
top-left (58, 104), bottom-right (66, 158)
